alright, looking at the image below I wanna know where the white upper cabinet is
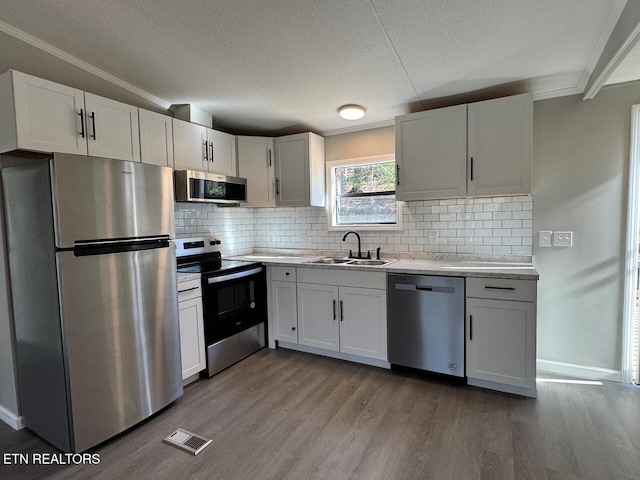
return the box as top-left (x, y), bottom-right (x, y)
top-left (237, 136), bottom-right (275, 207)
top-left (0, 70), bottom-right (87, 155)
top-left (395, 93), bottom-right (532, 200)
top-left (0, 70), bottom-right (141, 162)
top-left (139, 109), bottom-right (174, 167)
top-left (274, 132), bottom-right (325, 207)
top-left (208, 128), bottom-right (236, 176)
top-left (172, 118), bottom-right (208, 171)
top-left (395, 105), bottom-right (467, 200)
top-left (84, 93), bottom-right (140, 162)
top-left (467, 94), bottom-right (533, 196)
top-left (172, 119), bottom-right (236, 176)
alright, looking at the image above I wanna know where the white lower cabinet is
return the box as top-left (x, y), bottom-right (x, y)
top-left (297, 283), bottom-right (340, 352)
top-left (466, 277), bottom-right (537, 397)
top-left (338, 286), bottom-right (387, 360)
top-left (178, 280), bottom-right (206, 381)
top-left (272, 280), bottom-right (298, 343)
top-left (269, 266), bottom-right (387, 364)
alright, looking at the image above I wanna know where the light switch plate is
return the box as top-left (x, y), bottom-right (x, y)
top-left (553, 231), bottom-right (573, 247)
top-left (427, 230), bottom-right (438, 244)
top-left (539, 231), bottom-right (552, 247)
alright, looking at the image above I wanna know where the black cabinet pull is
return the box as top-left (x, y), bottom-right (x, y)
top-left (268, 148), bottom-right (272, 166)
top-left (90, 112), bottom-right (96, 140)
top-left (333, 300), bottom-right (337, 320)
top-left (276, 178), bottom-right (280, 196)
top-left (292, 326), bottom-right (296, 331)
top-left (210, 142), bottom-right (214, 162)
top-left (484, 286), bottom-right (515, 291)
top-left (78, 109), bottom-right (85, 138)
top-left (340, 300), bottom-right (344, 322)
top-left (470, 157), bottom-right (474, 181)
top-left (203, 140), bottom-right (208, 161)
top-left (470, 315), bottom-right (473, 340)
top-left (396, 165), bottom-right (400, 186)
top-left (285, 272), bottom-right (290, 276)
top-left (178, 286), bottom-right (199, 293)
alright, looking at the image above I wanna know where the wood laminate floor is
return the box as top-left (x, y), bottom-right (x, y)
top-left (2, 348), bottom-right (640, 480)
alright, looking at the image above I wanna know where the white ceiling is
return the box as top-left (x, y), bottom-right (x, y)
top-left (0, 0), bottom-right (629, 135)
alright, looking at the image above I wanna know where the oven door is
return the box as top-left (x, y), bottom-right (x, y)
top-left (202, 266), bottom-right (266, 344)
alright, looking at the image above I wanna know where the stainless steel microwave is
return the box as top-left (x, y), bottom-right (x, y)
top-left (174, 170), bottom-right (247, 204)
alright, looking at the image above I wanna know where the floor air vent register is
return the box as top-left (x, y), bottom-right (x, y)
top-left (163, 428), bottom-right (212, 455)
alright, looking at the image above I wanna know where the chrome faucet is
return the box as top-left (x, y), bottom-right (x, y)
top-left (342, 231), bottom-right (370, 259)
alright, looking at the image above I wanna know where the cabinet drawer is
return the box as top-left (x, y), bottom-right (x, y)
top-left (178, 279), bottom-right (202, 302)
top-left (297, 267), bottom-right (385, 289)
top-left (466, 277), bottom-right (536, 302)
top-left (270, 266), bottom-right (297, 282)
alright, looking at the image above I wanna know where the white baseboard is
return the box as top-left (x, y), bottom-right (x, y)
top-left (537, 359), bottom-right (622, 382)
top-left (278, 341), bottom-right (391, 369)
top-left (0, 404), bottom-right (24, 430)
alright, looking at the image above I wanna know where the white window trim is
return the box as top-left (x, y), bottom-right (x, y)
top-left (325, 154), bottom-right (403, 232)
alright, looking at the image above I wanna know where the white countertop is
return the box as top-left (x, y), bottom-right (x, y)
top-left (177, 272), bottom-right (201, 283)
top-left (228, 254), bottom-right (538, 280)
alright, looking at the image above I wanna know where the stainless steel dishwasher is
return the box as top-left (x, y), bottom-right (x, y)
top-left (387, 274), bottom-right (465, 377)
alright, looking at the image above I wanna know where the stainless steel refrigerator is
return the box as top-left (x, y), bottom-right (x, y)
top-left (2, 153), bottom-right (183, 452)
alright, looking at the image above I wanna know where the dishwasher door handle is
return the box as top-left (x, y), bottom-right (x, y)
top-left (394, 283), bottom-right (454, 294)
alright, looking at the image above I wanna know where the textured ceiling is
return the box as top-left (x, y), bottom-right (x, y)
top-left (0, 0), bottom-right (628, 135)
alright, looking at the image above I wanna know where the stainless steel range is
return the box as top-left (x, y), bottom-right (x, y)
top-left (176, 237), bottom-right (267, 377)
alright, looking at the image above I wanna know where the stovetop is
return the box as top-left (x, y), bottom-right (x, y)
top-left (175, 236), bottom-right (261, 277)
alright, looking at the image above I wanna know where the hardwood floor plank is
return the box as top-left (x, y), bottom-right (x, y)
top-left (2, 349), bottom-right (640, 480)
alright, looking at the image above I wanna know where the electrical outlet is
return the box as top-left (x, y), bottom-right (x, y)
top-left (539, 231), bottom-right (552, 247)
top-left (553, 231), bottom-right (573, 247)
top-left (427, 230), bottom-right (438, 244)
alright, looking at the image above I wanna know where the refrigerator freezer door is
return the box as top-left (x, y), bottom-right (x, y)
top-left (51, 153), bottom-right (175, 247)
top-left (57, 245), bottom-right (182, 452)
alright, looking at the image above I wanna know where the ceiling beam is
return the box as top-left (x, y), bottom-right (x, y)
top-left (583, 0), bottom-right (640, 100)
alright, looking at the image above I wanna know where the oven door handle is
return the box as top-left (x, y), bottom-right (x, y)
top-left (207, 267), bottom-right (263, 284)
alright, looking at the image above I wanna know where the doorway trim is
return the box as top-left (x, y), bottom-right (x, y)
top-left (622, 104), bottom-right (640, 384)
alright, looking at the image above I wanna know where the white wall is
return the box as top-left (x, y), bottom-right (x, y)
top-left (533, 82), bottom-right (640, 378)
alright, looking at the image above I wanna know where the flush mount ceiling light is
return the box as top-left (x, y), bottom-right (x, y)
top-left (338, 104), bottom-right (366, 120)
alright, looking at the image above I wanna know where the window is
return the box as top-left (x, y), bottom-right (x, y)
top-left (326, 155), bottom-right (402, 230)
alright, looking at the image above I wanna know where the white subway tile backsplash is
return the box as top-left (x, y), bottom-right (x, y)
top-left (175, 195), bottom-right (533, 258)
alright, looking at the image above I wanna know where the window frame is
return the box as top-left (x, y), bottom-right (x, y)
top-left (325, 154), bottom-right (403, 231)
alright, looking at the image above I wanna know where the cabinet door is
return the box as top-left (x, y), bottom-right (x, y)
top-left (178, 297), bottom-right (206, 379)
top-left (237, 136), bottom-right (275, 207)
top-left (467, 93), bottom-right (532, 196)
top-left (84, 93), bottom-right (140, 161)
top-left (172, 118), bottom-right (208, 171)
top-left (275, 133), bottom-right (310, 206)
top-left (466, 297), bottom-right (536, 389)
top-left (272, 281), bottom-right (298, 343)
top-left (339, 287), bottom-right (387, 360)
top-left (10, 71), bottom-right (87, 155)
top-left (297, 282), bottom-right (339, 351)
top-left (395, 105), bottom-right (467, 200)
top-left (208, 129), bottom-right (236, 176)
top-left (139, 109), bottom-right (174, 167)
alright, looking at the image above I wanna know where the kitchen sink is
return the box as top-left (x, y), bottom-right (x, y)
top-left (307, 257), bottom-right (396, 267)
top-left (309, 258), bottom-right (352, 264)
top-left (347, 259), bottom-right (392, 266)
